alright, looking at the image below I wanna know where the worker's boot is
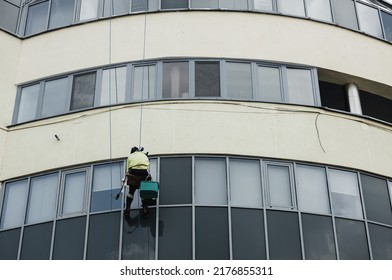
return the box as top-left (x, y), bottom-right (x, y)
top-left (141, 200), bottom-right (149, 219)
top-left (124, 194), bottom-right (133, 216)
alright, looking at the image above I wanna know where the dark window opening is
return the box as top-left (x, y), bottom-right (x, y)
top-left (359, 90), bottom-right (392, 123)
top-left (319, 81), bottom-right (349, 112)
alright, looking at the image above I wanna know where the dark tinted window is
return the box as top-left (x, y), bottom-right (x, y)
top-left (25, 1), bottom-right (49, 36)
top-left (359, 90), bottom-right (392, 123)
top-left (0, 1), bottom-right (19, 33)
top-left (195, 62), bottom-right (220, 97)
top-left (20, 222), bottom-right (53, 260)
top-left (381, 11), bottom-right (392, 42)
top-left (49, 0), bottom-right (75, 29)
top-left (0, 228), bottom-right (21, 260)
top-left (319, 81), bottom-right (349, 112)
top-left (161, 0), bottom-right (188, 9)
top-left (71, 72), bottom-right (96, 110)
top-left (368, 223), bottom-right (392, 260)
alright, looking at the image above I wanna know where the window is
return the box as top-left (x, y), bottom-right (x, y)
top-left (359, 90), bottom-right (392, 123)
top-left (286, 68), bottom-right (315, 106)
top-left (60, 170), bottom-right (88, 216)
top-left (329, 169), bottom-right (363, 219)
top-left (132, 65), bottom-right (156, 101)
top-left (161, 0), bottom-right (188, 9)
top-left (0, 0), bottom-right (19, 33)
top-left (296, 165), bottom-right (330, 214)
top-left (226, 62), bottom-right (253, 99)
top-left (357, 3), bottom-right (383, 38)
top-left (42, 78), bottom-right (69, 118)
top-left (191, 0), bottom-right (219, 8)
top-left (25, 1), bottom-right (49, 36)
top-left (277, 0), bottom-right (305, 17)
top-left (304, 0), bottom-right (332, 22)
top-left (100, 67), bottom-right (127, 106)
top-left (253, 0), bottom-right (273, 12)
top-left (195, 158), bottom-right (227, 205)
top-left (0, 228), bottom-right (21, 260)
top-left (265, 163), bottom-right (295, 208)
top-left (26, 173), bottom-right (59, 224)
top-left (163, 62), bottom-right (189, 98)
top-left (368, 223), bottom-right (392, 260)
top-left (71, 72), bottom-right (96, 111)
top-left (229, 159), bottom-right (262, 208)
top-left (16, 84), bottom-right (40, 123)
top-left (0, 180), bottom-right (28, 229)
top-left (331, 0), bottom-right (358, 30)
top-left (195, 61), bottom-right (220, 97)
top-left (103, 0), bottom-right (129, 16)
top-left (20, 222), bottom-right (53, 259)
top-left (381, 11), bottom-right (392, 42)
top-left (319, 81), bottom-right (349, 112)
top-left (220, 0), bottom-right (248, 10)
top-left (79, 0), bottom-right (99, 21)
top-left (131, 0), bottom-right (159, 12)
top-left (258, 66), bottom-right (282, 103)
top-left (49, 0), bottom-right (75, 29)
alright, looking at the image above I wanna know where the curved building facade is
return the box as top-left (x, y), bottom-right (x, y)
top-left (0, 0), bottom-right (392, 260)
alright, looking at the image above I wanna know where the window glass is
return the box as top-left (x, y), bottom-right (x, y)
top-left (100, 67), bottom-right (127, 106)
top-left (277, 0), bottom-right (305, 16)
top-left (0, 1), bottom-right (19, 33)
top-left (159, 157), bottom-right (192, 205)
top-left (368, 223), bottom-right (392, 260)
top-left (26, 173), bottom-right (59, 224)
top-left (113, 0), bottom-right (130, 15)
top-left (70, 72), bottom-right (96, 111)
top-left (258, 66), bottom-right (282, 102)
top-left (296, 165), bottom-right (330, 214)
top-left (158, 207), bottom-right (192, 259)
top-left (231, 208), bottom-right (266, 259)
top-left (266, 164), bottom-right (294, 208)
top-left (1, 180), bottom-right (28, 229)
top-left (0, 228), bottom-right (21, 260)
top-left (79, 0), bottom-right (99, 21)
top-left (61, 171), bottom-right (87, 216)
top-left (195, 158), bottom-right (227, 205)
top-left (17, 84), bottom-right (40, 123)
top-left (381, 11), bottom-right (392, 42)
top-left (253, 0), bottom-right (273, 12)
top-left (49, 0), bottom-right (75, 29)
top-left (229, 159), bottom-right (262, 208)
top-left (267, 210), bottom-right (302, 259)
top-left (20, 222), bottom-right (53, 260)
top-left (122, 209), bottom-right (156, 259)
top-left (163, 62), bottom-right (189, 98)
top-left (220, 0), bottom-right (248, 10)
top-left (161, 0), bottom-right (188, 9)
top-left (87, 212), bottom-right (120, 260)
top-left (305, 0), bottom-right (332, 22)
top-left (329, 169), bottom-right (363, 219)
top-left (331, 0), bottom-right (358, 30)
top-left (360, 174), bottom-right (392, 225)
top-left (90, 162), bottom-right (123, 212)
top-left (132, 65), bottom-right (156, 101)
top-left (149, 158), bottom-right (158, 181)
top-left (357, 3), bottom-right (383, 38)
top-left (42, 77), bottom-right (69, 118)
top-left (195, 207), bottom-right (229, 260)
top-left (195, 61), bottom-right (220, 97)
top-left (302, 214), bottom-right (336, 259)
top-left (335, 218), bottom-right (369, 260)
top-left (226, 62), bottom-right (252, 99)
top-left (191, 0), bottom-right (219, 8)
top-left (131, 0), bottom-right (159, 12)
top-left (25, 1), bottom-right (49, 36)
top-left (359, 90), bottom-right (392, 124)
top-left (52, 216), bottom-right (86, 260)
top-left (319, 81), bottom-right (349, 112)
top-left (286, 68), bottom-right (315, 106)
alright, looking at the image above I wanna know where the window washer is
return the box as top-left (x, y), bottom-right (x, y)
top-left (124, 146), bottom-right (151, 218)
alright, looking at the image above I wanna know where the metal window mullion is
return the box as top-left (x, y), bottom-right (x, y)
top-left (35, 81), bottom-right (45, 119)
top-left (44, 0), bottom-right (51, 31)
top-left (154, 157), bottom-right (161, 260)
top-left (280, 66), bottom-right (288, 103)
top-left (125, 63), bottom-right (133, 103)
top-left (311, 68), bottom-right (321, 106)
top-left (192, 156), bottom-right (196, 260)
top-left (250, 62), bottom-right (258, 101)
top-left (220, 60), bottom-right (226, 99)
top-left (261, 159), bottom-right (270, 260)
top-left (226, 157), bottom-right (233, 260)
top-left (329, 0), bottom-right (337, 24)
top-left (293, 163), bottom-right (306, 259)
top-left (326, 167), bottom-right (340, 260)
top-left (83, 164), bottom-right (94, 260)
top-left (352, 0), bottom-right (360, 31)
top-left (94, 69), bottom-right (103, 107)
top-left (377, 6), bottom-right (387, 40)
top-left (67, 75), bottom-right (74, 111)
top-left (17, 177), bottom-right (31, 260)
top-left (156, 61), bottom-right (163, 100)
top-left (189, 60), bottom-right (195, 98)
top-left (48, 171), bottom-right (61, 260)
top-left (289, 163), bottom-right (296, 210)
top-left (302, 0), bottom-right (308, 18)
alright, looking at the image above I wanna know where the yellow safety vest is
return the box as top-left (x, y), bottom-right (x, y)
top-left (127, 151), bottom-right (150, 171)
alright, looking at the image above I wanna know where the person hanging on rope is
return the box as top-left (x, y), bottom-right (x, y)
top-left (124, 146), bottom-right (151, 218)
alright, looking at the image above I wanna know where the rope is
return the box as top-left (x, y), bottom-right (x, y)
top-left (138, 9), bottom-right (148, 148)
top-left (108, 0), bottom-right (114, 210)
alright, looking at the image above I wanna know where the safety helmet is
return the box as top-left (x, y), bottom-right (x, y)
top-left (130, 146), bottom-right (139, 153)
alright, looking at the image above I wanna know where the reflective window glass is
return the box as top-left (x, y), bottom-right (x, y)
top-left (360, 174), bottom-right (392, 225)
top-left (132, 65), bottom-right (156, 101)
top-left (195, 207), bottom-right (229, 260)
top-left (0, 228), bottom-right (20, 260)
top-left (226, 62), bottom-right (252, 99)
top-left (266, 164), bottom-right (294, 208)
top-left (160, 157), bottom-right (192, 205)
top-left (296, 165), bottom-right (330, 214)
top-left (229, 159), bottom-right (262, 208)
top-left (42, 78), bottom-right (69, 118)
top-left (267, 210), bottom-right (302, 259)
top-left (158, 207), bottom-right (192, 259)
top-left (131, 0), bottom-right (159, 12)
top-left (26, 173), bottom-right (59, 224)
top-left (331, 0), bottom-right (358, 30)
top-left (90, 162), bottom-right (123, 212)
top-left (17, 84), bottom-right (40, 123)
top-left (286, 68), bottom-right (315, 106)
top-left (71, 72), bottom-right (96, 111)
top-left (220, 0), bottom-right (248, 10)
top-left (232, 208), bottom-right (266, 259)
top-left (335, 218), bottom-right (369, 260)
top-left (195, 61), bottom-right (220, 97)
top-left (61, 171), bottom-right (87, 216)
top-left (253, 0), bottom-right (273, 12)
top-left (302, 214), bottom-right (336, 259)
top-left (20, 222), bottom-right (53, 260)
top-left (79, 0), bottom-right (99, 21)
top-left (381, 11), bottom-right (392, 41)
top-left (1, 180), bottom-right (28, 229)
top-left (277, 0), bottom-right (305, 17)
top-left (359, 90), bottom-right (392, 124)
top-left (161, 0), bottom-right (188, 9)
top-left (149, 158), bottom-right (158, 181)
top-left (0, 1), bottom-right (19, 33)
top-left (258, 66), bottom-right (282, 103)
top-left (113, 0), bottom-right (130, 15)
top-left (357, 3), bottom-right (383, 38)
top-left (25, 1), bottom-right (49, 36)
top-left (100, 67), bottom-right (127, 106)
top-left (329, 169), bottom-right (363, 219)
top-left (195, 158), bottom-right (227, 205)
top-left (368, 223), bottom-right (392, 260)
top-left (163, 62), bottom-right (189, 98)
top-left (191, 0), bottom-right (219, 8)
top-left (49, 0), bottom-right (75, 29)
top-left (305, 0), bottom-right (332, 22)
